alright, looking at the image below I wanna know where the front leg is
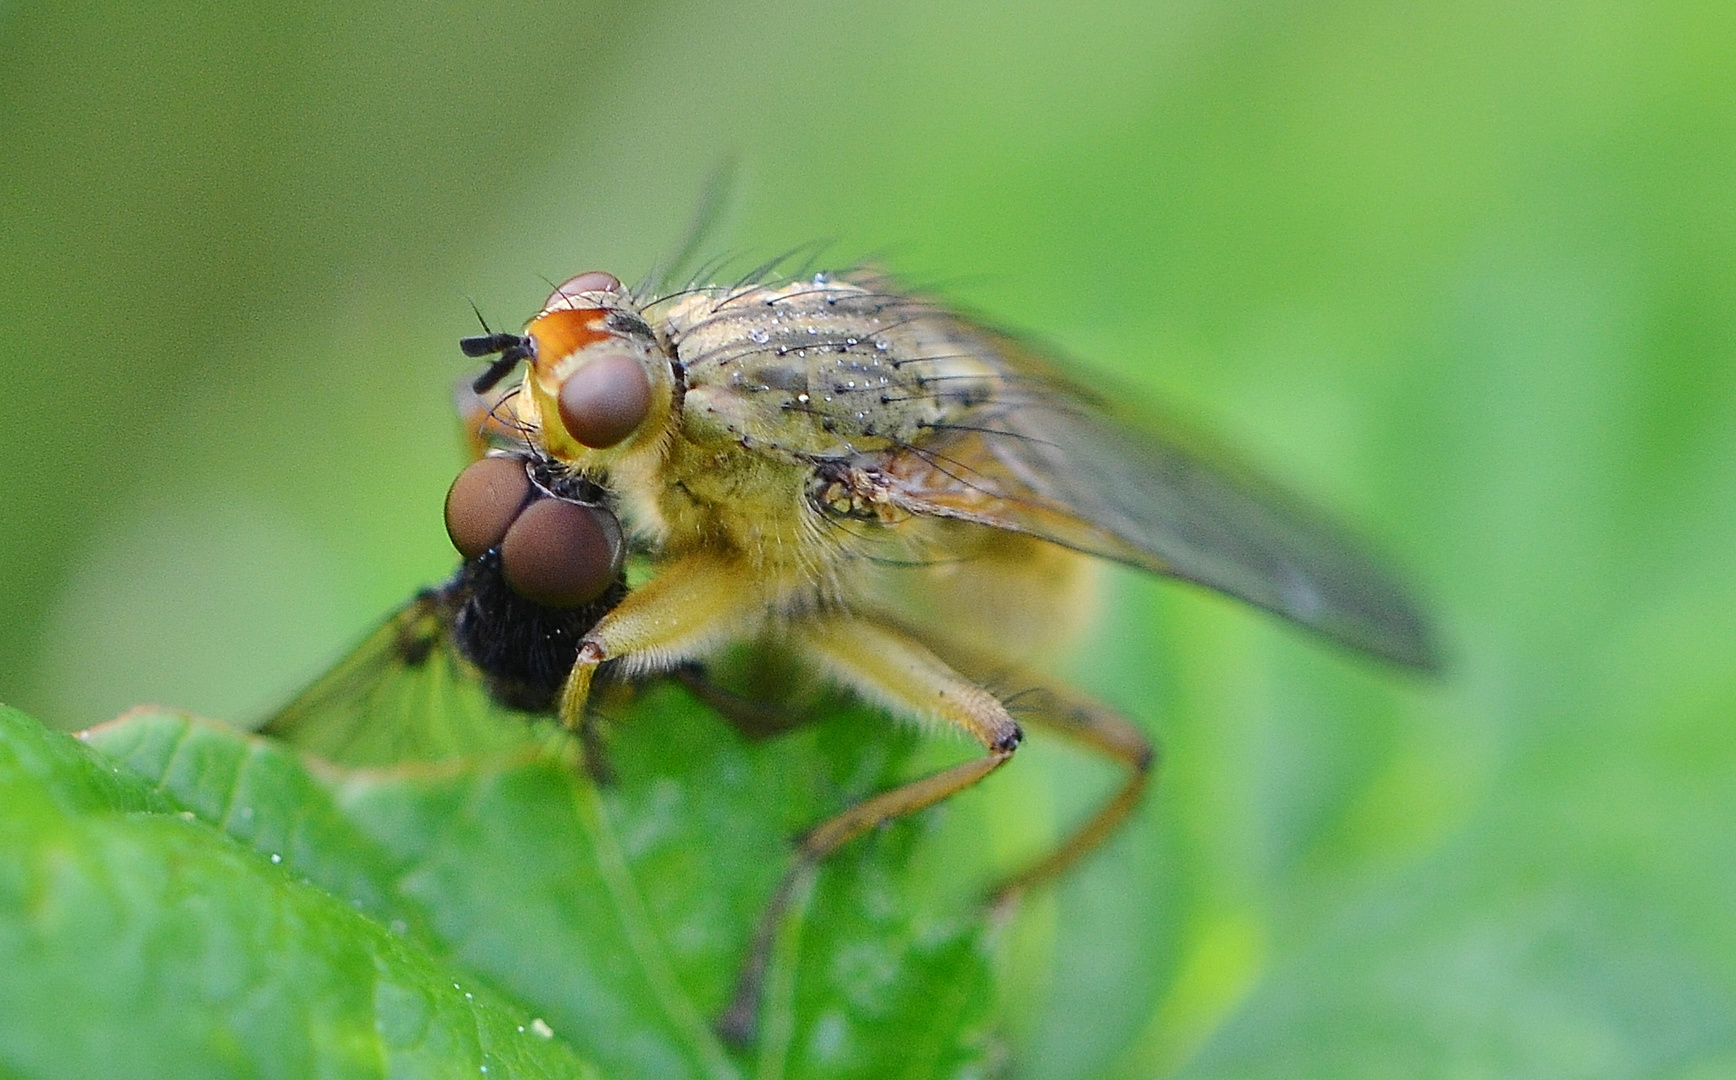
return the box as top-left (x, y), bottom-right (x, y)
top-left (557, 550), bottom-right (764, 729)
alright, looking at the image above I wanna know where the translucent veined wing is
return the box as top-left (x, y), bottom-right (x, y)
top-left (873, 314), bottom-right (1438, 671)
top-left (258, 577), bottom-right (553, 767)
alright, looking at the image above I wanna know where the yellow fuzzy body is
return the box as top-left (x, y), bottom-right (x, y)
top-left (514, 276), bottom-right (1085, 648)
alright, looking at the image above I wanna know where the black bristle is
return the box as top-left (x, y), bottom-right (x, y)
top-left (446, 549), bottom-right (627, 713)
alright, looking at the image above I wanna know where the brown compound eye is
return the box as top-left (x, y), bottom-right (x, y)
top-left (445, 456), bottom-right (533, 560)
top-left (545, 271), bottom-right (622, 310)
top-left (501, 497), bottom-right (624, 608)
top-left (558, 353), bottom-right (652, 449)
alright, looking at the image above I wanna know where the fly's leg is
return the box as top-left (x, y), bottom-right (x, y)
top-left (671, 663), bottom-right (819, 740)
top-left (453, 377), bottom-right (527, 458)
top-left (717, 615), bottom-right (1022, 1046)
top-left (569, 677), bottom-right (640, 784)
top-left (717, 755), bottom-right (1011, 1045)
top-left (908, 629), bottom-right (1159, 905)
top-left (985, 679), bottom-right (1157, 905)
top-left (555, 551), bottom-right (762, 731)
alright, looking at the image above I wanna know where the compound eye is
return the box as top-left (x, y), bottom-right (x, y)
top-left (558, 352), bottom-right (652, 449)
top-left (545, 271), bottom-right (622, 310)
top-left (445, 456), bottom-right (533, 560)
top-left (500, 498), bottom-right (624, 608)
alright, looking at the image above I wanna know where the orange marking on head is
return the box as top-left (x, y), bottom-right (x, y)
top-left (527, 307), bottom-right (611, 372)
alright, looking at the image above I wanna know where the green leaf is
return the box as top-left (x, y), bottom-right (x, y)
top-left (16, 688), bottom-right (998, 1080)
top-left (0, 704), bottom-right (598, 1080)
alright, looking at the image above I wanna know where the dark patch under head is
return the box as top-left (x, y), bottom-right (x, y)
top-left (446, 550), bottom-right (627, 713)
top-left (523, 453), bottom-right (606, 503)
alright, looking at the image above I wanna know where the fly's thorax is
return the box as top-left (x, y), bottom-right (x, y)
top-left (602, 275), bottom-right (1006, 585)
top-left (653, 439), bottom-right (820, 565)
top-left (660, 277), bottom-right (1004, 459)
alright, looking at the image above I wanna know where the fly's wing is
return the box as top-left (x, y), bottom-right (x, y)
top-left (258, 586), bottom-right (544, 767)
top-left (876, 320), bottom-right (1438, 670)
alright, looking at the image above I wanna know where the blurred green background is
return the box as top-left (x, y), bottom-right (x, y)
top-left (4, 1), bottom-right (1735, 1076)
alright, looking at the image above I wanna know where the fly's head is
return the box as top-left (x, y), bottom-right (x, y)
top-left (463, 271), bottom-right (678, 479)
top-left (443, 449), bottom-right (625, 612)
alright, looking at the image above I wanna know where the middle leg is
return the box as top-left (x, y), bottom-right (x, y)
top-left (716, 612), bottom-right (1023, 1044)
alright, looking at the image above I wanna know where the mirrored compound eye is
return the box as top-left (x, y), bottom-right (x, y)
top-left (500, 497), bottom-right (624, 608)
top-left (558, 352), bottom-right (652, 449)
top-left (544, 271), bottom-right (622, 310)
top-left (445, 456), bottom-right (533, 560)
